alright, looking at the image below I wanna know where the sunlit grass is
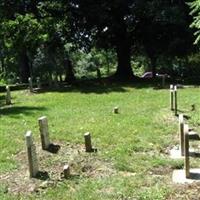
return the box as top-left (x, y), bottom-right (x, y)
top-left (0, 83), bottom-right (200, 199)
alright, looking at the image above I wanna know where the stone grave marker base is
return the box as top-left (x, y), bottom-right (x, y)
top-left (172, 168), bottom-right (200, 184)
top-left (169, 147), bottom-right (196, 159)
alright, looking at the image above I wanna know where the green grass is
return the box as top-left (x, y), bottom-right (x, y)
top-left (0, 83), bottom-right (200, 199)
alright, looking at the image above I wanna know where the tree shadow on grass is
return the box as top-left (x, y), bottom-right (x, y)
top-left (0, 106), bottom-right (47, 117)
top-left (36, 79), bottom-right (160, 94)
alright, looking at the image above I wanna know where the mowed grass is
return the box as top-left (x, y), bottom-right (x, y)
top-left (0, 83), bottom-right (200, 199)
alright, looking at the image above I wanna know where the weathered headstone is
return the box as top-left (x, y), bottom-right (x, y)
top-left (28, 77), bottom-right (33, 92)
top-left (174, 85), bottom-right (178, 116)
top-left (38, 116), bottom-right (50, 150)
top-left (63, 164), bottom-right (70, 178)
top-left (170, 85), bottom-right (174, 111)
top-left (179, 114), bottom-right (184, 156)
top-left (36, 77), bottom-right (41, 89)
top-left (84, 132), bottom-right (93, 152)
top-left (5, 85), bottom-right (11, 105)
top-left (184, 124), bottom-right (190, 178)
top-left (113, 107), bottom-right (119, 114)
top-left (25, 131), bottom-right (39, 178)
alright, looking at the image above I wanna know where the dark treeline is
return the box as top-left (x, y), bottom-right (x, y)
top-left (0, 0), bottom-right (200, 84)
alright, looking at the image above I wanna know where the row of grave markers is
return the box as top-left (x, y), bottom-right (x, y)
top-left (172, 117), bottom-right (200, 182)
top-left (25, 116), bottom-right (96, 178)
top-left (3, 77), bottom-right (41, 106)
top-left (169, 85), bottom-right (200, 183)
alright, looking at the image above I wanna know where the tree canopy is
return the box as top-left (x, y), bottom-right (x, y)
top-left (0, 0), bottom-right (198, 83)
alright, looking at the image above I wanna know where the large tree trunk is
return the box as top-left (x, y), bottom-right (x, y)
top-left (19, 48), bottom-right (30, 83)
top-left (64, 59), bottom-right (75, 83)
top-left (115, 38), bottom-right (134, 80)
top-left (113, 14), bottom-right (134, 81)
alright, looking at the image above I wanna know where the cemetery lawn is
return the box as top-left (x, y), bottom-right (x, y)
top-left (0, 83), bottom-right (200, 200)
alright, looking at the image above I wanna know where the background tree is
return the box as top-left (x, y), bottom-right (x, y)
top-left (68, 0), bottom-right (138, 80)
top-left (134, 0), bottom-right (194, 78)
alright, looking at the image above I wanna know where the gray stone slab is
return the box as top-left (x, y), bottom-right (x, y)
top-left (172, 169), bottom-right (200, 184)
top-left (169, 146), bottom-right (196, 159)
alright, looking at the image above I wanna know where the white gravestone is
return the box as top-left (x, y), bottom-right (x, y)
top-left (6, 85), bottom-right (11, 105)
top-left (28, 77), bottom-right (33, 92)
top-left (25, 131), bottom-right (39, 178)
top-left (38, 116), bottom-right (50, 150)
top-left (170, 85), bottom-right (174, 111)
top-left (179, 114), bottom-right (184, 156)
top-left (174, 85), bottom-right (178, 116)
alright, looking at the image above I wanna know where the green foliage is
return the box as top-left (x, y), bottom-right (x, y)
top-left (72, 48), bottom-right (117, 78)
top-left (189, 0), bottom-right (200, 44)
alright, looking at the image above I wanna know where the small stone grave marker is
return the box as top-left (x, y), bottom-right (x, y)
top-left (84, 132), bottom-right (93, 152)
top-left (184, 124), bottom-right (190, 178)
top-left (84, 132), bottom-right (97, 152)
top-left (6, 85), bottom-right (11, 105)
top-left (28, 77), bottom-right (33, 92)
top-left (63, 164), bottom-right (70, 178)
top-left (113, 107), bottom-right (119, 114)
top-left (174, 85), bottom-right (178, 116)
top-left (179, 114), bottom-right (184, 156)
top-left (170, 85), bottom-right (174, 110)
top-left (38, 116), bottom-right (50, 150)
top-left (25, 131), bottom-right (39, 178)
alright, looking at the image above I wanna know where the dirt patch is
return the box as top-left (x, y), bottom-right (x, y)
top-left (167, 182), bottom-right (200, 200)
top-left (150, 166), bottom-right (173, 176)
top-left (0, 141), bottom-right (116, 195)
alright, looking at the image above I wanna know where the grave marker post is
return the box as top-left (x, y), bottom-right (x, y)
top-left (63, 164), bottom-right (70, 178)
top-left (84, 132), bottom-right (93, 152)
top-left (113, 107), bottom-right (119, 114)
top-left (170, 85), bottom-right (174, 111)
top-left (179, 114), bottom-right (184, 156)
top-left (6, 85), bottom-right (11, 105)
top-left (25, 131), bottom-right (39, 178)
top-left (38, 116), bottom-right (50, 150)
top-left (28, 77), bottom-right (33, 92)
top-left (174, 85), bottom-right (178, 115)
top-left (184, 124), bottom-right (190, 178)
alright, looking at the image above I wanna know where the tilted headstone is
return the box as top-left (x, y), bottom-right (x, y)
top-left (28, 77), bottom-right (33, 92)
top-left (179, 114), bottom-right (184, 156)
top-left (6, 85), bottom-right (11, 105)
top-left (25, 131), bottom-right (39, 178)
top-left (84, 132), bottom-right (93, 152)
top-left (38, 116), bottom-right (50, 150)
top-left (36, 77), bottom-right (41, 89)
top-left (174, 85), bottom-right (178, 116)
top-left (170, 85), bottom-right (174, 111)
top-left (184, 124), bottom-right (190, 178)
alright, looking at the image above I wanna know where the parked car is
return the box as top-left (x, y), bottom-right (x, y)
top-left (141, 72), bottom-right (153, 78)
top-left (141, 72), bottom-right (170, 78)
